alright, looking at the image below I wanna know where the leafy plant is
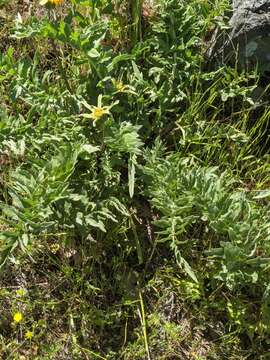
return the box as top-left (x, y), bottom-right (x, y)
top-left (0, 0), bottom-right (269, 358)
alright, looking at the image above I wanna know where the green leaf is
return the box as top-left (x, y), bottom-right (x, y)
top-left (80, 144), bottom-right (100, 155)
top-left (128, 155), bottom-right (136, 199)
top-left (253, 190), bottom-right (270, 199)
top-left (87, 48), bottom-right (100, 58)
top-left (85, 216), bottom-right (106, 232)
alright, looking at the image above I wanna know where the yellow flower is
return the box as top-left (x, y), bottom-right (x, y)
top-left (13, 312), bottom-right (23, 323)
top-left (81, 95), bottom-right (118, 124)
top-left (50, 243), bottom-right (60, 254)
top-left (113, 80), bottom-right (126, 92)
top-left (40, 0), bottom-right (64, 6)
top-left (112, 79), bottom-right (137, 95)
top-left (16, 288), bottom-right (26, 297)
top-left (89, 106), bottom-right (110, 121)
top-left (25, 330), bottom-right (34, 340)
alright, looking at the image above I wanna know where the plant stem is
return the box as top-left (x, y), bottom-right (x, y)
top-left (139, 290), bottom-right (151, 360)
top-left (130, 0), bottom-right (143, 46)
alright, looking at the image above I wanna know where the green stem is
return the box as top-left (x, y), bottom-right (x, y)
top-left (130, 0), bottom-right (143, 46)
top-left (139, 290), bottom-right (151, 360)
top-left (50, 9), bottom-right (72, 93)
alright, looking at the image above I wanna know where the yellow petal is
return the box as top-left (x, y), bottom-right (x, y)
top-left (25, 330), bottom-right (34, 340)
top-left (13, 312), bottom-right (23, 323)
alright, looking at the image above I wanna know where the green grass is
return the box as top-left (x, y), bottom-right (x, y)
top-left (0, 0), bottom-right (269, 358)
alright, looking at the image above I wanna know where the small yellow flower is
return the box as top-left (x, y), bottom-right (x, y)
top-left (113, 80), bottom-right (126, 92)
top-left (40, 0), bottom-right (64, 6)
top-left (13, 312), bottom-right (23, 323)
top-left (16, 288), bottom-right (26, 297)
top-left (50, 243), bottom-right (60, 254)
top-left (25, 330), bottom-right (34, 340)
top-left (112, 79), bottom-right (137, 95)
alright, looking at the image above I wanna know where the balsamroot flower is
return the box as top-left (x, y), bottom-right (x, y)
top-left (81, 95), bottom-right (119, 124)
top-left (40, 0), bottom-right (64, 6)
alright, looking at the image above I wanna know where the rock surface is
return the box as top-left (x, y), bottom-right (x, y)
top-left (208, 1), bottom-right (270, 72)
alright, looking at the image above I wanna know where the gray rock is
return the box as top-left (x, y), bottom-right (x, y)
top-left (208, 1), bottom-right (270, 72)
